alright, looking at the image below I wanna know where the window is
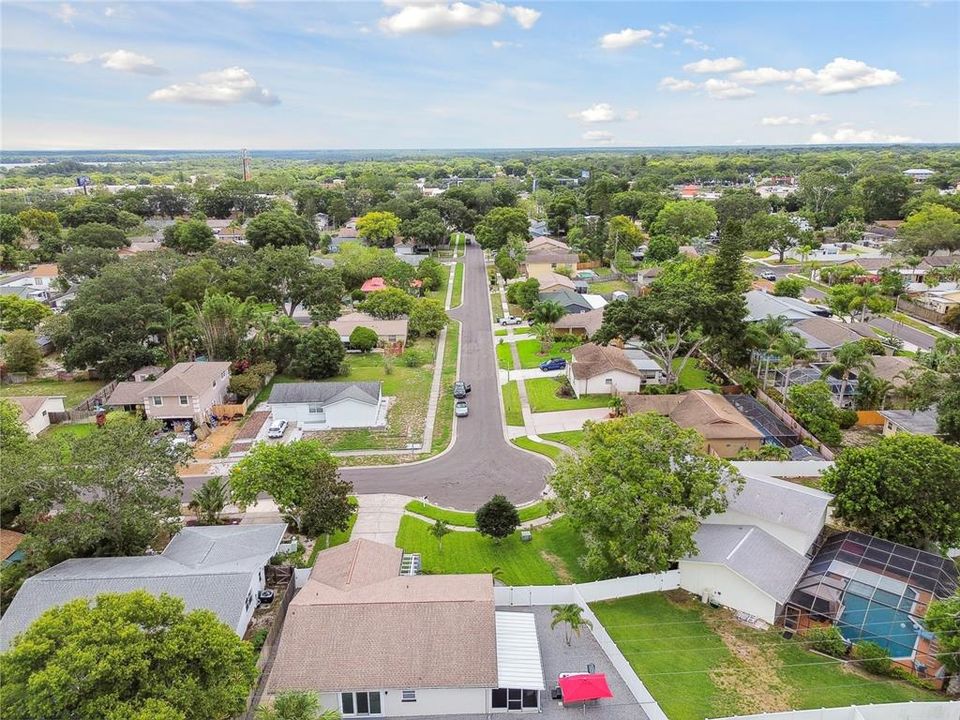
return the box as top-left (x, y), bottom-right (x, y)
top-left (179, 395), bottom-right (189, 406)
top-left (341, 692), bottom-right (381, 716)
top-left (522, 690), bottom-right (538, 709)
top-left (492, 689), bottom-right (538, 711)
top-left (244, 591), bottom-right (253, 610)
top-left (308, 404), bottom-right (324, 414)
top-left (401, 690), bottom-right (416, 703)
top-left (491, 689), bottom-right (507, 709)
top-left (153, 396), bottom-right (163, 406)
top-left (604, 378), bottom-right (613, 384)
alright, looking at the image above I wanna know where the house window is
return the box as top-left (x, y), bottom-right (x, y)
top-left (153, 397), bottom-right (163, 406)
top-left (522, 690), bottom-right (538, 708)
top-left (179, 395), bottom-right (189, 406)
top-left (308, 404), bottom-right (324, 414)
top-left (244, 591), bottom-right (253, 610)
top-left (341, 692), bottom-right (381, 716)
top-left (401, 690), bottom-right (416, 703)
top-left (492, 689), bottom-right (538, 710)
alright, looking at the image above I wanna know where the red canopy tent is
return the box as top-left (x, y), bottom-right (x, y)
top-left (557, 674), bottom-right (613, 704)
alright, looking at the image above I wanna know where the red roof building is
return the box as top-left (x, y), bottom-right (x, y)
top-left (360, 277), bottom-right (388, 293)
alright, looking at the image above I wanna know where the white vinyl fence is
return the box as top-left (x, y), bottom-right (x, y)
top-left (708, 701), bottom-right (960, 720)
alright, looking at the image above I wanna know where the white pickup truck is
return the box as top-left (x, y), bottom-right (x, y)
top-left (498, 314), bottom-right (524, 326)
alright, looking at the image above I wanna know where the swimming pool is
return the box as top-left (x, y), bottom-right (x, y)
top-left (838, 591), bottom-right (919, 658)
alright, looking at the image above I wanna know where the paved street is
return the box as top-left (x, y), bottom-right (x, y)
top-left (340, 242), bottom-right (552, 508)
top-left (866, 316), bottom-right (937, 350)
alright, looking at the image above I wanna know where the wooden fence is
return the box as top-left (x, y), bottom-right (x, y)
top-left (72, 379), bottom-right (119, 412)
top-left (240, 568), bottom-right (295, 719)
top-left (855, 410), bottom-right (886, 427)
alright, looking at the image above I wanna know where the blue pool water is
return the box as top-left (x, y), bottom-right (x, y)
top-left (838, 592), bottom-right (919, 658)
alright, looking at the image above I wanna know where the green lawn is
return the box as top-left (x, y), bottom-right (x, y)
top-left (673, 358), bottom-right (719, 391)
top-left (525, 377), bottom-right (612, 413)
top-left (404, 499), bottom-right (552, 527)
top-left (0, 379), bottom-right (106, 409)
top-left (431, 320), bottom-right (460, 453)
top-left (588, 280), bottom-right (634, 295)
top-left (592, 593), bottom-right (937, 720)
top-left (451, 261), bottom-right (465, 308)
top-left (496, 341), bottom-right (516, 370)
top-left (490, 290), bottom-right (504, 321)
top-left (501, 381), bottom-right (523, 426)
top-left (512, 436), bottom-right (565, 463)
top-left (494, 328), bottom-right (508, 337)
top-left (514, 339), bottom-right (579, 369)
top-left (395, 515), bottom-right (591, 585)
top-left (540, 430), bottom-right (586, 448)
top-left (746, 250), bottom-right (773, 259)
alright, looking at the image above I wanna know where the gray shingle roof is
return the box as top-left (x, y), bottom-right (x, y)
top-left (745, 290), bottom-right (818, 322)
top-left (728, 472), bottom-right (832, 540)
top-left (686, 524), bottom-right (811, 603)
top-left (268, 381), bottom-right (381, 406)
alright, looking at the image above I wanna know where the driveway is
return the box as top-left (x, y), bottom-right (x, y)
top-left (339, 242), bottom-right (552, 508)
top-left (528, 408), bottom-right (611, 435)
top-left (500, 367), bottom-right (565, 383)
top-left (351, 494), bottom-right (409, 545)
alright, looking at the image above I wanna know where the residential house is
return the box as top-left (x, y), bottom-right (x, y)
top-left (528, 219), bottom-right (549, 237)
top-left (911, 283), bottom-right (960, 315)
top-left (118, 240), bottom-right (162, 258)
top-left (132, 365), bottom-right (165, 382)
top-left (553, 308), bottom-right (604, 338)
top-left (0, 264), bottom-right (60, 301)
top-left (904, 168), bottom-right (936, 183)
top-left (566, 342), bottom-right (655, 396)
top-left (328, 312), bottom-right (408, 347)
top-left (744, 290), bottom-right (820, 323)
top-left (329, 223), bottom-right (359, 253)
top-left (5, 395), bottom-right (65, 437)
top-left (635, 267), bottom-right (661, 291)
top-left (0, 524), bottom-right (287, 650)
top-left (142, 361), bottom-right (231, 425)
top-left (521, 252), bottom-right (579, 277)
top-left (526, 236), bottom-right (570, 254)
top-left (529, 271), bottom-right (574, 293)
top-left (538, 288), bottom-right (592, 315)
top-left (268, 381), bottom-right (385, 430)
top-left (789, 317), bottom-right (877, 362)
top-left (880, 407), bottom-right (942, 437)
top-left (623, 344), bottom-right (667, 385)
top-left (679, 471), bottom-right (832, 625)
top-left (360, 277), bottom-right (389, 293)
top-left (0, 529), bottom-right (25, 567)
top-left (103, 381), bottom-right (150, 413)
top-left (624, 391), bottom-right (764, 458)
top-left (265, 539), bottom-right (546, 716)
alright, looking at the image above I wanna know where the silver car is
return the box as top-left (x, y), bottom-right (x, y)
top-left (454, 400), bottom-right (469, 417)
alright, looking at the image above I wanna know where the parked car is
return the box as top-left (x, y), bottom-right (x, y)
top-left (539, 357), bottom-right (567, 371)
top-left (453, 381), bottom-right (471, 398)
top-left (499, 314), bottom-right (523, 326)
top-left (454, 400), bottom-right (469, 417)
top-left (760, 270), bottom-right (778, 281)
top-left (267, 419), bottom-right (288, 439)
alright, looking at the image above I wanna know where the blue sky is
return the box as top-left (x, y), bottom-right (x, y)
top-left (1, 1), bottom-right (957, 150)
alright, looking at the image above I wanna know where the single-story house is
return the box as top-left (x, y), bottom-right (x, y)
top-left (0, 529), bottom-right (25, 567)
top-left (538, 288), bottom-right (593, 315)
top-left (265, 540), bottom-right (546, 716)
top-left (142, 361), bottom-right (231, 425)
top-left (636, 267), bottom-right (661, 289)
top-left (553, 308), bottom-right (605, 338)
top-left (622, 345), bottom-right (667, 385)
top-left (328, 312), bottom-right (408, 347)
top-left (0, 263), bottom-right (59, 293)
top-left (745, 290), bottom-right (819, 323)
top-left (904, 168), bottom-right (936, 183)
top-left (567, 342), bottom-right (655, 396)
top-left (0, 524), bottom-right (287, 650)
top-left (913, 285), bottom-right (960, 315)
top-left (624, 390), bottom-right (764, 458)
top-left (526, 236), bottom-right (570, 254)
top-left (880, 407), bottom-right (941, 437)
top-left (529, 271), bottom-right (574, 293)
top-left (268, 381), bottom-right (384, 430)
top-left (521, 252), bottom-right (580, 277)
top-left (789, 318), bottom-right (877, 361)
top-left (329, 224), bottom-right (358, 253)
top-left (5, 395), bottom-right (65, 437)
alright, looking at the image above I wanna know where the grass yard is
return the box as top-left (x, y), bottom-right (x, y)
top-left (746, 250), bottom-right (774, 259)
top-left (540, 430), bottom-right (586, 448)
top-left (673, 358), bottom-right (719, 391)
top-left (501, 381), bottom-right (523, 426)
top-left (525, 377), bottom-right (612, 413)
top-left (490, 289), bottom-right (504, 320)
top-left (592, 592), bottom-right (937, 720)
top-left (514, 339), bottom-right (578, 369)
top-left (496, 341), bottom-right (516, 370)
top-left (0, 379), bottom-right (106, 409)
top-left (494, 328), bottom-right (508, 337)
top-left (404, 499), bottom-right (552, 527)
top-left (395, 515), bottom-right (592, 585)
top-left (451, 261), bottom-right (465, 308)
top-left (431, 320), bottom-right (460, 453)
top-left (38, 421), bottom-right (98, 441)
top-left (588, 280), bottom-right (634, 296)
top-left (512, 435), bottom-right (565, 463)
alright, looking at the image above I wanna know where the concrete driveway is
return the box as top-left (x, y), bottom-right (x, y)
top-left (528, 408), bottom-right (611, 435)
top-left (351, 494), bottom-right (409, 545)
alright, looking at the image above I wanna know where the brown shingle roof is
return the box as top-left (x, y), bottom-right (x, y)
top-left (5, 396), bottom-right (52, 423)
top-left (625, 390), bottom-right (763, 441)
top-left (793, 318), bottom-right (875, 349)
top-left (524, 252), bottom-right (579, 266)
top-left (570, 343), bottom-right (643, 380)
top-left (554, 308), bottom-right (605, 336)
top-left (921, 254), bottom-right (960, 268)
top-left (868, 354), bottom-right (918, 387)
top-left (145, 362), bottom-right (230, 398)
top-left (104, 381), bottom-right (149, 407)
top-left (267, 540), bottom-right (497, 692)
top-left (0, 529), bottom-right (25, 561)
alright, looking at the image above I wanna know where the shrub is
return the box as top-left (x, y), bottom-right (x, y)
top-left (229, 372), bottom-right (262, 400)
top-left (400, 348), bottom-right (427, 367)
top-left (853, 641), bottom-right (893, 675)
top-left (249, 361), bottom-right (276, 380)
top-left (804, 626), bottom-right (847, 657)
top-left (475, 494), bottom-right (520, 541)
top-left (349, 326), bottom-right (379, 353)
top-left (837, 408), bottom-right (859, 429)
top-left (250, 627), bottom-right (269, 652)
top-left (773, 277), bottom-right (805, 298)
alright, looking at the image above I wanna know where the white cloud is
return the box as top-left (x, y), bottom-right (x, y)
top-left (599, 28), bottom-right (654, 51)
top-left (683, 38), bottom-right (711, 51)
top-left (378, 2), bottom-right (539, 34)
top-left (571, 102), bottom-right (617, 123)
top-left (149, 67), bottom-right (279, 106)
top-left (704, 78), bottom-right (754, 100)
top-left (658, 76), bottom-right (697, 92)
top-left (55, 3), bottom-right (77, 24)
top-left (809, 127), bottom-right (920, 144)
top-left (761, 113), bottom-right (830, 126)
top-left (582, 130), bottom-right (615, 145)
top-left (64, 52), bottom-right (94, 64)
top-left (683, 57), bottom-right (744, 74)
top-left (659, 23), bottom-right (693, 36)
top-left (100, 49), bottom-right (165, 75)
top-left (731, 58), bottom-right (901, 95)
top-left (491, 39), bottom-right (521, 49)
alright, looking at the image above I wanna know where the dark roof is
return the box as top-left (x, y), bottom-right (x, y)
top-left (268, 382), bottom-right (381, 406)
top-left (539, 288), bottom-right (592, 312)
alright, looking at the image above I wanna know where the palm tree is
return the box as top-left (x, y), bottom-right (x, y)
top-left (550, 604), bottom-right (593, 647)
top-left (821, 342), bottom-right (874, 408)
top-left (851, 283), bottom-right (891, 321)
top-left (531, 322), bottom-right (553, 355)
top-left (188, 477), bottom-right (231, 525)
top-left (531, 300), bottom-right (565, 325)
top-left (429, 519), bottom-right (451, 553)
top-left (256, 690), bottom-right (341, 720)
top-left (853, 370), bottom-right (895, 410)
top-left (771, 332), bottom-right (815, 395)
top-left (488, 565), bottom-right (506, 584)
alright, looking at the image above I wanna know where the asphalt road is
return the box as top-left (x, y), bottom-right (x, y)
top-left (339, 242), bottom-right (552, 508)
top-left (749, 263), bottom-right (800, 280)
top-left (866, 317), bottom-right (937, 351)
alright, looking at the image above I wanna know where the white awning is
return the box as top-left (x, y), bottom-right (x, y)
top-left (495, 611), bottom-right (545, 690)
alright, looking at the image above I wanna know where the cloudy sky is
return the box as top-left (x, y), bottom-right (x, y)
top-left (1, 1), bottom-right (957, 150)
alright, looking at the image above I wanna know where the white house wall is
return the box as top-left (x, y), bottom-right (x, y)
top-left (23, 397), bottom-right (65, 438)
top-left (572, 369), bottom-right (643, 397)
top-left (679, 561), bottom-right (779, 624)
top-left (271, 398), bottom-right (380, 429)
top-left (316, 688), bottom-right (489, 717)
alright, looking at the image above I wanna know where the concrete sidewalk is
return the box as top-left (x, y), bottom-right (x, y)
top-left (527, 407), bottom-right (611, 434)
top-left (351, 493), bottom-right (410, 545)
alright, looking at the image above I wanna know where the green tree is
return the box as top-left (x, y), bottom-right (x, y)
top-left (429, 519), bottom-right (451, 553)
top-left (257, 245), bottom-right (344, 321)
top-left (787, 381), bottom-right (842, 446)
top-left (821, 341), bottom-right (874, 403)
top-left (188, 477), bottom-right (231, 526)
top-left (408, 298), bottom-right (448, 338)
top-left (246, 208), bottom-right (318, 250)
top-left (651, 200), bottom-right (717, 240)
top-left (505, 277), bottom-right (540, 310)
top-left (494, 249), bottom-right (519, 280)
top-left (773, 277), bottom-right (805, 298)
top-left (415, 256), bottom-right (446, 292)
top-left (475, 494), bottom-right (520, 541)
top-left (256, 691), bottom-right (341, 720)
top-left (772, 331), bottom-right (815, 395)
top-left (0, 590), bottom-right (258, 720)
top-left (551, 414), bottom-right (737, 576)
top-left (530, 300), bottom-right (565, 325)
top-left (183, 293), bottom-right (257, 361)
top-left (645, 235), bottom-right (679, 262)
top-left (714, 189), bottom-right (767, 227)
top-left (545, 191), bottom-right (579, 236)
top-left (745, 211), bottom-right (810, 263)
top-left (58, 245), bottom-right (120, 284)
top-left (163, 218), bottom-right (216, 253)
top-left (69, 222), bottom-right (130, 249)
top-left (826, 283), bottom-right (861, 322)
top-left (531, 322), bottom-right (553, 355)
top-left (0, 398), bottom-right (28, 450)
top-left (17, 208), bottom-right (62, 238)
top-left (894, 204), bottom-right (960, 256)
top-left (0, 214), bottom-right (24, 245)
top-left (823, 434), bottom-right (960, 548)
top-left (360, 287), bottom-right (415, 319)
top-left (348, 326), bottom-right (378, 352)
top-left (854, 173), bottom-right (912, 221)
top-left (0, 295), bottom-right (52, 331)
top-left (550, 603), bottom-right (593, 647)
top-left (356, 211), bottom-right (401, 248)
top-left (2, 329), bottom-right (42, 373)
top-left (474, 206), bottom-right (528, 251)
top-left (401, 209), bottom-right (447, 248)
top-left (298, 453), bottom-right (353, 540)
top-left (925, 592), bottom-right (960, 678)
top-left (289, 327), bottom-right (345, 380)
top-left (605, 215), bottom-right (644, 259)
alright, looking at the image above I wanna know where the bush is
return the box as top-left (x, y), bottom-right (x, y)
top-left (400, 348), bottom-right (427, 367)
top-left (249, 361), bottom-right (276, 380)
top-left (229, 372), bottom-right (262, 400)
top-left (250, 627), bottom-right (269, 652)
top-left (475, 494), bottom-right (520, 540)
top-left (804, 626), bottom-right (847, 657)
top-left (349, 326), bottom-right (379, 353)
top-left (837, 408), bottom-right (859, 429)
top-left (853, 641), bottom-right (893, 675)
top-left (773, 277), bottom-right (805, 298)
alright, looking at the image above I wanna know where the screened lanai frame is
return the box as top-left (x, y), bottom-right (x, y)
top-left (787, 531), bottom-right (959, 659)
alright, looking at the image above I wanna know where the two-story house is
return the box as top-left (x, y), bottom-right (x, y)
top-left (142, 361), bottom-right (231, 425)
